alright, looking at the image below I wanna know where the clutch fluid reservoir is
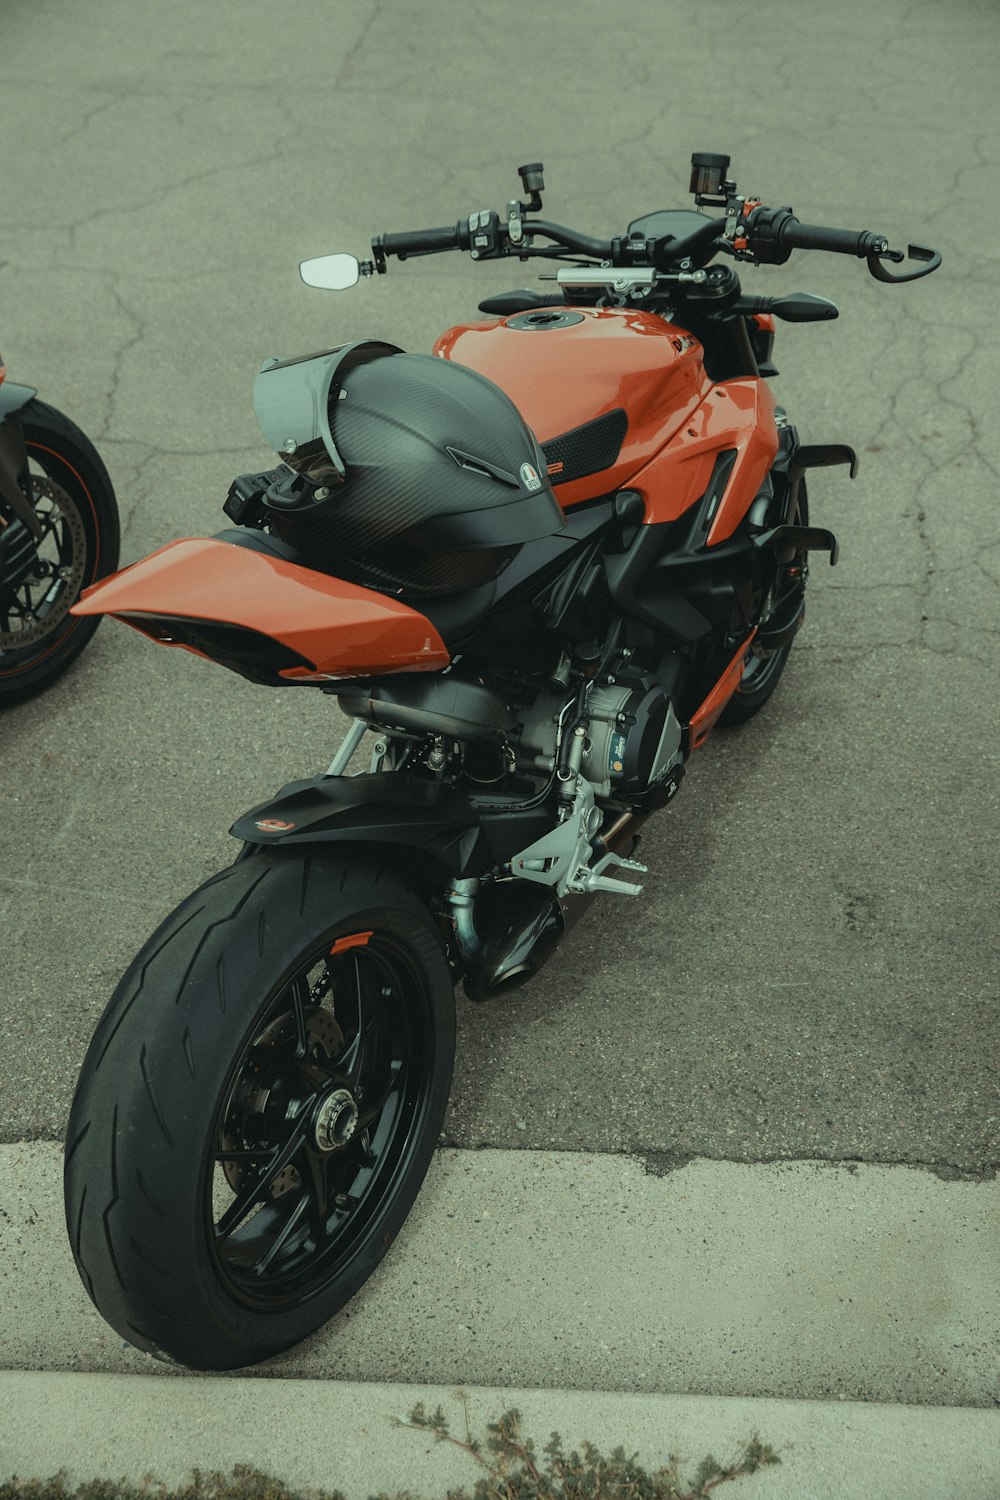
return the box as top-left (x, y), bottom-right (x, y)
top-left (582, 680), bottom-right (682, 798)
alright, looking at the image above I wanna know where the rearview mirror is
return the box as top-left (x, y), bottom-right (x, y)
top-left (299, 254), bottom-right (360, 291)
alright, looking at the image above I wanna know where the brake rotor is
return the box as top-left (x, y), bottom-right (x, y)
top-left (220, 1005), bottom-right (344, 1196)
top-left (0, 475), bottom-right (86, 648)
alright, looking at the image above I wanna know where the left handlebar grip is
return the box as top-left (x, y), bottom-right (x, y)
top-left (375, 222), bottom-right (471, 259)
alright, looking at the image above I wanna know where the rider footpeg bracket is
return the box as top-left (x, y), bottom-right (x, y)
top-left (509, 776), bottom-right (647, 898)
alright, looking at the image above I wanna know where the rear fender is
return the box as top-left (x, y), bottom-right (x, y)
top-left (232, 773), bottom-right (485, 876)
top-left (230, 771), bottom-right (554, 880)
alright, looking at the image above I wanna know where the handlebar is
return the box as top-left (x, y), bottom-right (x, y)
top-left (368, 169), bottom-right (940, 285)
top-left (742, 205), bottom-right (885, 260)
top-left (373, 214), bottom-right (614, 267)
top-left (521, 219), bottom-right (616, 260)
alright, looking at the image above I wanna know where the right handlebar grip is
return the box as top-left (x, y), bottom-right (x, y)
top-left (377, 222), bottom-right (470, 258)
top-left (776, 218), bottom-right (884, 258)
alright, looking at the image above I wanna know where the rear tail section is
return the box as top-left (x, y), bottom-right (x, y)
top-left (72, 537), bottom-right (451, 685)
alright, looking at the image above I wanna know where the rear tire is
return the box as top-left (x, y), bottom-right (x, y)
top-left (64, 850), bottom-right (455, 1371)
top-left (0, 399), bottom-right (119, 705)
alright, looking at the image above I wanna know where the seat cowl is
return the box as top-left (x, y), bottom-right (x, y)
top-left (73, 536), bottom-right (451, 682)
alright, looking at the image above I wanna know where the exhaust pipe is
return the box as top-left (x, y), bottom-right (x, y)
top-left (462, 880), bottom-right (565, 1002)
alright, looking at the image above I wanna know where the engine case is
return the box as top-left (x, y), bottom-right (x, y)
top-left (582, 680), bottom-right (682, 797)
top-left (512, 678), bottom-right (682, 798)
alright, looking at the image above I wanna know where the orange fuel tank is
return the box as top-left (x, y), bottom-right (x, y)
top-left (434, 308), bottom-right (711, 511)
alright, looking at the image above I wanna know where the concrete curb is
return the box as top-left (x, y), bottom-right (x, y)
top-left (3, 1144), bottom-right (998, 1405)
top-left (1, 1372), bottom-right (999, 1500)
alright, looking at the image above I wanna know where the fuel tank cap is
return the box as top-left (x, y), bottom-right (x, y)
top-left (504, 310), bottom-right (586, 331)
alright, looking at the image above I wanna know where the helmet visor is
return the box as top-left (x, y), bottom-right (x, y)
top-left (252, 341), bottom-right (401, 486)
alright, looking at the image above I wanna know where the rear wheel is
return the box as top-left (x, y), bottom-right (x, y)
top-left (64, 851), bottom-right (455, 1370)
top-left (0, 399), bottom-right (119, 705)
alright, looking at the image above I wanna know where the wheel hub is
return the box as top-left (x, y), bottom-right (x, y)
top-left (219, 1003), bottom-right (345, 1193)
top-left (314, 1086), bottom-right (361, 1152)
top-left (313, 1088), bottom-right (359, 1152)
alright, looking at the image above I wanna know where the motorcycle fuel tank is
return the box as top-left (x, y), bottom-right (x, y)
top-left (434, 307), bottom-right (710, 509)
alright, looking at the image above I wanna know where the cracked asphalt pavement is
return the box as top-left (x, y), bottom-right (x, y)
top-left (1, 0), bottom-right (997, 1191)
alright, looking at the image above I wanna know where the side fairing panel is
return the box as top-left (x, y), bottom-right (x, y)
top-left (633, 379), bottom-right (780, 539)
top-left (72, 538), bottom-right (450, 680)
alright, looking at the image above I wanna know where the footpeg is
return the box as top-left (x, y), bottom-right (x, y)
top-left (571, 850), bottom-right (647, 896)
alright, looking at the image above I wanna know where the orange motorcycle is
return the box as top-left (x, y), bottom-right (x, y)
top-left (64, 153), bottom-right (940, 1368)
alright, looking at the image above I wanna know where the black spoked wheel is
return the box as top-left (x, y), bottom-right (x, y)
top-left (0, 398), bottom-right (119, 705)
top-left (64, 851), bottom-right (455, 1370)
top-left (212, 929), bottom-right (439, 1307)
top-left (720, 481), bottom-right (809, 726)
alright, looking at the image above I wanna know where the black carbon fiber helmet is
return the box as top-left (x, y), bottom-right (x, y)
top-left (252, 342), bottom-right (564, 596)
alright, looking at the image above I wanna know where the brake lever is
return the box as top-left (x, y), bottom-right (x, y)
top-left (866, 242), bottom-right (942, 283)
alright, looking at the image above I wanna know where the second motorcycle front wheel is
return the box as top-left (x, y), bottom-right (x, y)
top-left (0, 399), bottom-right (120, 705)
top-left (64, 850), bottom-right (455, 1370)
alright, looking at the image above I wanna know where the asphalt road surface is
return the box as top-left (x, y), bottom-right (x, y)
top-left (1, 0), bottom-right (997, 1399)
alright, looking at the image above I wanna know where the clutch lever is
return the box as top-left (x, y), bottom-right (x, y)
top-left (867, 242), bottom-right (942, 283)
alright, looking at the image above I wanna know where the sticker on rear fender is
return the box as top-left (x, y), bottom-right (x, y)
top-left (255, 818), bottom-right (296, 833)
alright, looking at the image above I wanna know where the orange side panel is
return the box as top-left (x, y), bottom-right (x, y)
top-left (72, 538), bottom-right (451, 680)
top-left (630, 379), bottom-right (779, 538)
top-left (687, 631), bottom-right (756, 749)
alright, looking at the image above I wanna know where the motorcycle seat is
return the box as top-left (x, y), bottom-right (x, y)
top-left (411, 578), bottom-right (499, 645)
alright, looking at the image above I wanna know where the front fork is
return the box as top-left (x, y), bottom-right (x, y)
top-left (0, 387), bottom-right (42, 540)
